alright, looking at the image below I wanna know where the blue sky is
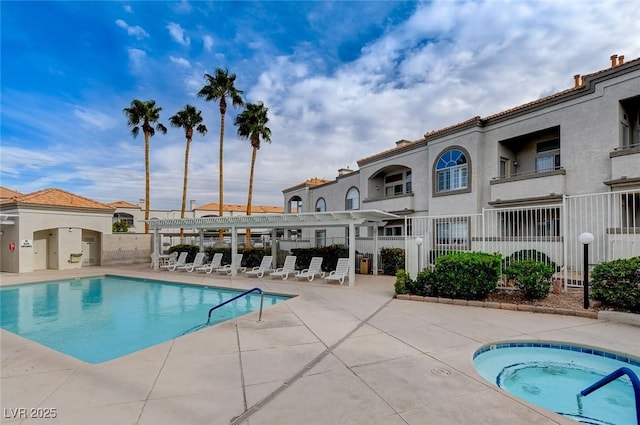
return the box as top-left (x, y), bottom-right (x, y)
top-left (2, 1), bottom-right (639, 210)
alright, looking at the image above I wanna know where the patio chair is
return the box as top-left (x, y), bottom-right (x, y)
top-left (178, 252), bottom-right (206, 272)
top-left (216, 254), bottom-right (245, 275)
top-left (161, 252), bottom-right (187, 271)
top-left (245, 255), bottom-right (273, 278)
top-left (325, 258), bottom-right (350, 285)
top-left (294, 257), bottom-right (325, 282)
top-left (151, 251), bottom-right (175, 269)
top-left (269, 255), bottom-right (297, 280)
top-left (195, 253), bottom-right (223, 274)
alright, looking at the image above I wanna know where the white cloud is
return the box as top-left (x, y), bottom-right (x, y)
top-left (203, 35), bottom-right (213, 52)
top-left (123, 5), bottom-right (132, 13)
top-left (166, 22), bottom-right (190, 46)
top-left (127, 48), bottom-right (146, 70)
top-left (169, 56), bottom-right (191, 68)
top-left (73, 108), bottom-right (118, 131)
top-left (115, 19), bottom-right (149, 39)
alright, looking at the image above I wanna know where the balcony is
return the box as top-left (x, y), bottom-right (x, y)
top-left (610, 143), bottom-right (640, 181)
top-left (362, 192), bottom-right (414, 213)
top-left (490, 169), bottom-right (566, 204)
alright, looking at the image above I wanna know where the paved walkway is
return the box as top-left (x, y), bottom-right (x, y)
top-left (1, 265), bottom-right (638, 425)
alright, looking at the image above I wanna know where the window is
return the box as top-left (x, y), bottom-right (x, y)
top-left (315, 198), bottom-right (326, 212)
top-left (315, 230), bottom-right (326, 247)
top-left (621, 193), bottom-right (640, 228)
top-left (499, 208), bottom-right (561, 237)
top-left (385, 226), bottom-right (402, 236)
top-left (113, 213), bottom-right (134, 227)
top-left (620, 96), bottom-right (640, 148)
top-left (434, 219), bottom-right (469, 247)
top-left (345, 187), bottom-right (360, 210)
top-left (499, 158), bottom-right (510, 178)
top-left (436, 149), bottom-right (468, 193)
top-left (383, 171), bottom-right (412, 197)
top-left (535, 139), bottom-right (560, 173)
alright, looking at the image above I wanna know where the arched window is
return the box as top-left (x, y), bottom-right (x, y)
top-left (315, 198), bottom-right (326, 212)
top-left (435, 148), bottom-right (469, 193)
top-left (113, 212), bottom-right (134, 227)
top-left (345, 187), bottom-right (360, 210)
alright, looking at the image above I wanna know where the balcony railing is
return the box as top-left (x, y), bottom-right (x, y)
top-left (490, 167), bottom-right (565, 184)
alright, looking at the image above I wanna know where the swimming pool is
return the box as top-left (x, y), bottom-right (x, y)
top-left (0, 275), bottom-right (290, 364)
top-left (473, 341), bottom-right (640, 425)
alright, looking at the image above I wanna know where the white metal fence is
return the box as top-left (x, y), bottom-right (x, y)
top-left (404, 189), bottom-right (640, 288)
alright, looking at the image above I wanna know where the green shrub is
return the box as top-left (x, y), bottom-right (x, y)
top-left (591, 257), bottom-right (640, 313)
top-left (394, 269), bottom-right (412, 295)
top-left (112, 220), bottom-right (129, 233)
top-left (433, 252), bottom-right (501, 300)
top-left (381, 247), bottom-right (405, 275)
top-left (504, 260), bottom-right (554, 300)
top-left (168, 244), bottom-right (200, 262)
top-left (503, 249), bottom-right (558, 271)
top-left (415, 268), bottom-right (437, 297)
top-left (291, 245), bottom-right (348, 272)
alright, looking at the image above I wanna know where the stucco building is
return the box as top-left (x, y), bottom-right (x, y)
top-left (283, 54), bottom-right (640, 276)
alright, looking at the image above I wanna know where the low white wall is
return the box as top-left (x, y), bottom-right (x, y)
top-left (102, 233), bottom-right (152, 266)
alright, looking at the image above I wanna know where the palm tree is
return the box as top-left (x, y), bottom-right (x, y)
top-left (197, 68), bottom-right (244, 241)
top-left (234, 102), bottom-right (271, 247)
top-left (169, 104), bottom-right (208, 241)
top-left (123, 99), bottom-right (167, 234)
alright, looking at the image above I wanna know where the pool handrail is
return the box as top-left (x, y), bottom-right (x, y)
top-left (580, 366), bottom-right (640, 425)
top-left (207, 287), bottom-right (264, 324)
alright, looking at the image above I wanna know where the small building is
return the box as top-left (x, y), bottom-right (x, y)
top-left (1, 188), bottom-right (114, 273)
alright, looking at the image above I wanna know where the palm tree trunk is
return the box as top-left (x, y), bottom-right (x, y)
top-left (218, 113), bottom-right (225, 241)
top-left (180, 137), bottom-right (191, 242)
top-left (245, 146), bottom-right (258, 247)
top-left (144, 132), bottom-right (150, 234)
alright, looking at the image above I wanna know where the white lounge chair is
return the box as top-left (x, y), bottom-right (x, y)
top-left (161, 252), bottom-right (187, 271)
top-left (245, 255), bottom-right (273, 278)
top-left (269, 255), bottom-right (297, 280)
top-left (216, 254), bottom-right (245, 275)
top-left (295, 257), bottom-right (325, 282)
top-left (152, 251), bottom-right (176, 269)
top-left (178, 252), bottom-right (206, 272)
top-left (195, 253), bottom-right (223, 274)
top-left (325, 258), bottom-right (350, 285)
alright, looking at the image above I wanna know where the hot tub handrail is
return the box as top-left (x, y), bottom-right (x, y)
top-left (580, 366), bottom-right (640, 425)
top-left (207, 287), bottom-right (264, 324)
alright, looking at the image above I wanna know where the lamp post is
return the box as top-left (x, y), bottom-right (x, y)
top-left (578, 232), bottom-right (594, 309)
top-left (415, 236), bottom-right (423, 273)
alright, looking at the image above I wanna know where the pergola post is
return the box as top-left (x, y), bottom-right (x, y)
top-left (153, 227), bottom-right (160, 271)
top-left (199, 229), bottom-right (204, 252)
top-left (348, 221), bottom-right (356, 286)
top-left (271, 228), bottom-right (277, 265)
top-left (231, 225), bottom-right (238, 276)
top-left (373, 223), bottom-right (379, 275)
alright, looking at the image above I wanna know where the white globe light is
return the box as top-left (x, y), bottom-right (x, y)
top-left (415, 237), bottom-right (423, 246)
top-left (578, 232), bottom-right (595, 245)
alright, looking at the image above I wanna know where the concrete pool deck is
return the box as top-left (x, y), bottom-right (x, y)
top-left (1, 265), bottom-right (639, 425)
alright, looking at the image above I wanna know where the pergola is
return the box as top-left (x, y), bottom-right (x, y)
top-left (148, 209), bottom-right (399, 286)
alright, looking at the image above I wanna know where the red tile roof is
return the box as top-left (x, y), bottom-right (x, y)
top-left (107, 200), bottom-right (141, 209)
top-left (0, 187), bottom-right (22, 199)
top-left (1, 188), bottom-right (114, 211)
top-left (282, 177), bottom-right (332, 192)
top-left (196, 202), bottom-right (284, 214)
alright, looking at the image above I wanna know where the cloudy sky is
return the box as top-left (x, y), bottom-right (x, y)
top-left (2, 1), bottom-right (639, 210)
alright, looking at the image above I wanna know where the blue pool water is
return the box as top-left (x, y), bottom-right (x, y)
top-left (473, 341), bottom-right (640, 425)
top-left (0, 275), bottom-right (289, 363)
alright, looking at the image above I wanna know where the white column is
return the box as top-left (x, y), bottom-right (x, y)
top-left (231, 226), bottom-right (238, 276)
top-left (153, 227), bottom-right (160, 271)
top-left (348, 222), bottom-right (356, 286)
top-left (271, 228), bottom-right (277, 264)
top-left (373, 223), bottom-right (379, 275)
